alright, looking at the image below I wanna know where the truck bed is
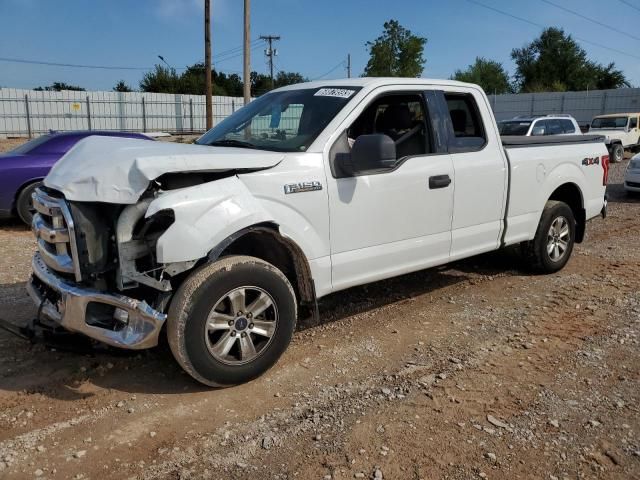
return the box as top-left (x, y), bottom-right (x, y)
top-left (501, 134), bottom-right (604, 147)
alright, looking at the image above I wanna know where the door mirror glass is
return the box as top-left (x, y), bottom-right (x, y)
top-left (531, 125), bottom-right (546, 136)
top-left (349, 134), bottom-right (397, 173)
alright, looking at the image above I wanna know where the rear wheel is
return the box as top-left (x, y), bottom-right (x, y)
top-left (522, 200), bottom-right (575, 273)
top-left (167, 255), bottom-right (297, 387)
top-left (610, 143), bottom-right (624, 163)
top-left (16, 181), bottom-right (42, 225)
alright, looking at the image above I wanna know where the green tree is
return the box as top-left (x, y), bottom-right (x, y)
top-left (452, 57), bottom-right (512, 94)
top-left (139, 63), bottom-right (307, 96)
top-left (34, 81), bottom-right (85, 91)
top-left (178, 63), bottom-right (244, 96)
top-left (113, 80), bottom-right (133, 92)
top-left (251, 71), bottom-right (272, 95)
top-left (274, 71), bottom-right (307, 88)
top-left (363, 20), bottom-right (427, 77)
top-left (250, 71), bottom-right (307, 95)
top-left (511, 27), bottom-right (629, 92)
top-left (139, 65), bottom-right (180, 93)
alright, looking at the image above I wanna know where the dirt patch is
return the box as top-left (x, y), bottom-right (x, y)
top-left (0, 161), bottom-right (639, 479)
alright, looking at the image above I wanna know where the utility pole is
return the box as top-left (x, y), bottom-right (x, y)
top-left (243, 0), bottom-right (251, 105)
top-left (260, 34), bottom-right (280, 90)
top-left (204, 0), bottom-right (213, 130)
top-left (346, 53), bottom-right (351, 78)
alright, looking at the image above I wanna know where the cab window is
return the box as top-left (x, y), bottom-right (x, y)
top-left (347, 93), bottom-right (430, 159)
top-left (444, 92), bottom-right (486, 151)
top-left (559, 119), bottom-right (575, 134)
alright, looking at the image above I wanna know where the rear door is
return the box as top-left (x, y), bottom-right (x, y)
top-left (438, 88), bottom-right (508, 261)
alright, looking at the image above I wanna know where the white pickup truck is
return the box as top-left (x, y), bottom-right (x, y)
top-left (28, 78), bottom-right (608, 387)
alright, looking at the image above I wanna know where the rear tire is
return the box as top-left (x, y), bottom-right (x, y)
top-left (522, 201), bottom-right (575, 274)
top-left (610, 143), bottom-right (624, 163)
top-left (167, 255), bottom-right (297, 387)
top-left (16, 181), bottom-right (42, 225)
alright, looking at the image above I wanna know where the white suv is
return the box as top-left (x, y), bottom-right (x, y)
top-left (590, 113), bottom-right (640, 163)
top-left (499, 114), bottom-right (581, 137)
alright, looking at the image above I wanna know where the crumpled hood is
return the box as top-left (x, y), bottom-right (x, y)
top-left (44, 136), bottom-right (284, 204)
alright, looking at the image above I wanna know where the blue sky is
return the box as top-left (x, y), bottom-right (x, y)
top-left (1, 0), bottom-right (639, 91)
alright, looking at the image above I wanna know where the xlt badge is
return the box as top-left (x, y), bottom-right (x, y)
top-left (284, 181), bottom-right (323, 194)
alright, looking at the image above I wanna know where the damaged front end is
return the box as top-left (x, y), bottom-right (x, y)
top-left (27, 186), bottom-right (194, 349)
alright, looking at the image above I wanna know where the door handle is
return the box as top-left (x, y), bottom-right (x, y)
top-left (429, 174), bottom-right (451, 189)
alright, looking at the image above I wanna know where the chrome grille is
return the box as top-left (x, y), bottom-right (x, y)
top-left (32, 188), bottom-right (82, 282)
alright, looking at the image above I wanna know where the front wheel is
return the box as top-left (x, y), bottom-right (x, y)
top-left (167, 255), bottom-right (297, 387)
top-left (522, 200), bottom-right (576, 273)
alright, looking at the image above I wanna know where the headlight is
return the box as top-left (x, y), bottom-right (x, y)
top-left (629, 159), bottom-right (640, 170)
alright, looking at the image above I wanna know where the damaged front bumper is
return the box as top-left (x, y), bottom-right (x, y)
top-left (27, 252), bottom-right (167, 349)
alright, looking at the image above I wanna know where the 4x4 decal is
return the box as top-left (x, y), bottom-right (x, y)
top-left (582, 156), bottom-right (600, 166)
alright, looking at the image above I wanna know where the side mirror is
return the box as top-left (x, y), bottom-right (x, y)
top-left (350, 134), bottom-right (397, 173)
top-left (531, 126), bottom-right (546, 136)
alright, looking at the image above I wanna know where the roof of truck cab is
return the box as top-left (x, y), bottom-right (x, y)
top-left (273, 77), bottom-right (477, 92)
top-left (593, 113), bottom-right (640, 118)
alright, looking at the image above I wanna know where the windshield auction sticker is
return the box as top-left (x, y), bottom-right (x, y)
top-left (314, 88), bottom-right (356, 99)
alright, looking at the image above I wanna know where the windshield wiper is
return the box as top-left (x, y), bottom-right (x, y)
top-left (207, 139), bottom-right (258, 149)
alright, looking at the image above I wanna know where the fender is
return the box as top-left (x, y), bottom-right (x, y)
top-left (146, 176), bottom-right (273, 264)
top-left (538, 161), bottom-right (586, 214)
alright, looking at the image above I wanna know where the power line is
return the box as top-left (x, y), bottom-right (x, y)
top-left (618, 0), bottom-right (640, 13)
top-left (0, 55), bottom-right (249, 77)
top-left (214, 42), bottom-right (264, 65)
top-left (540, 0), bottom-right (640, 42)
top-left (464, 0), bottom-right (640, 61)
top-left (312, 60), bottom-right (347, 81)
top-left (0, 39), bottom-right (265, 73)
top-left (0, 56), bottom-right (161, 71)
top-left (214, 38), bottom-right (263, 61)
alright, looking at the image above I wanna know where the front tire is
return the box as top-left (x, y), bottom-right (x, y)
top-left (167, 255), bottom-right (297, 387)
top-left (522, 200), bottom-right (575, 273)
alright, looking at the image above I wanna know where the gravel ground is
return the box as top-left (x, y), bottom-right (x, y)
top-left (0, 139), bottom-right (638, 480)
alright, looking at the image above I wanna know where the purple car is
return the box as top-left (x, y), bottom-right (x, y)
top-left (0, 131), bottom-right (153, 224)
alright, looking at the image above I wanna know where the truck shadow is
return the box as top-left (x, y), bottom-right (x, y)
top-left (0, 249), bottom-right (521, 399)
top-left (0, 217), bottom-right (29, 231)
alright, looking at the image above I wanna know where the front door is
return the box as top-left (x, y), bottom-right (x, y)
top-left (325, 90), bottom-right (455, 292)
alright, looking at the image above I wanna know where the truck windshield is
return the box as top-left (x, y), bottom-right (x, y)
top-left (591, 116), bottom-right (628, 129)
top-left (498, 121), bottom-right (531, 136)
top-left (197, 87), bottom-right (360, 152)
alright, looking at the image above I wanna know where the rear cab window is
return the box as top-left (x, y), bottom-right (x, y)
top-left (444, 92), bottom-right (486, 152)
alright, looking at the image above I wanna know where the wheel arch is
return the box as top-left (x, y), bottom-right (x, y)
top-left (548, 182), bottom-right (586, 243)
top-left (207, 222), bottom-right (317, 309)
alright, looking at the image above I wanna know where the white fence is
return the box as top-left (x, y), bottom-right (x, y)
top-left (491, 88), bottom-right (640, 126)
top-left (3, 86), bottom-right (640, 138)
top-left (0, 88), bottom-right (246, 138)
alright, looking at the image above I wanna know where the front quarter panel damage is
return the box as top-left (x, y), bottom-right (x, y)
top-left (146, 176), bottom-right (272, 263)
